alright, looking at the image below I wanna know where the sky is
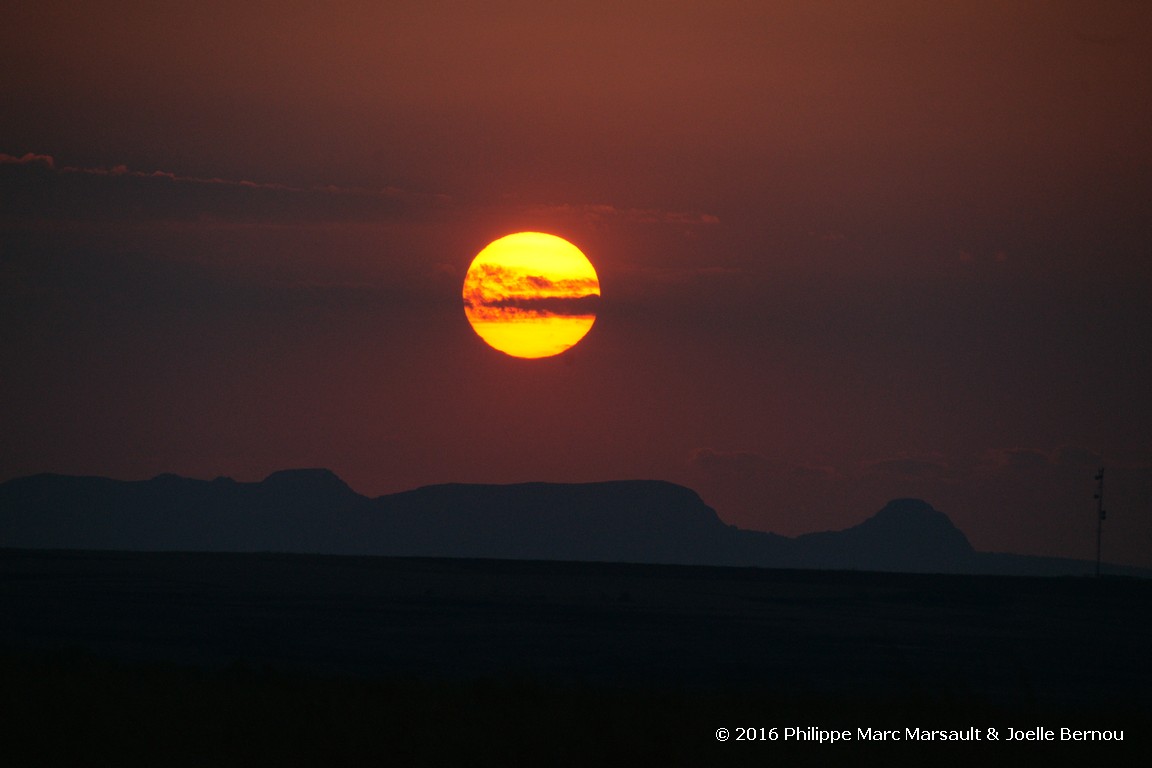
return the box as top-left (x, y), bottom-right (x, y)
top-left (2, 1), bottom-right (1150, 567)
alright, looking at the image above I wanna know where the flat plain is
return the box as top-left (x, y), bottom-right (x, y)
top-left (1, 549), bottom-right (1147, 763)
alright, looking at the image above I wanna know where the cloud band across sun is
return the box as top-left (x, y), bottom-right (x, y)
top-left (463, 263), bottom-right (600, 322)
top-left (462, 233), bottom-right (601, 358)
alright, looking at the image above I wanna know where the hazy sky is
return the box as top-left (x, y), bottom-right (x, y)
top-left (3, 1), bottom-right (1150, 567)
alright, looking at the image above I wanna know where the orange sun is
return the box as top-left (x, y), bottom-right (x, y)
top-left (463, 232), bottom-right (600, 358)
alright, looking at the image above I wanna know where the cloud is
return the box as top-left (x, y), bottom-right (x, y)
top-left (0, 152), bottom-right (448, 223)
top-left (55, 159), bottom-right (446, 204)
top-left (526, 275), bottom-right (556, 290)
top-left (978, 444), bottom-right (1150, 473)
top-left (469, 294), bottom-right (601, 319)
top-left (972, 444), bottom-right (1152, 477)
top-left (524, 202), bottom-right (720, 226)
top-left (0, 153), bottom-right (55, 168)
top-left (978, 445), bottom-right (1113, 474)
top-left (790, 464), bottom-right (840, 481)
top-left (462, 262), bottom-right (601, 319)
top-left (687, 447), bottom-right (772, 478)
top-left (861, 455), bottom-right (951, 479)
top-left (979, 448), bottom-right (1050, 473)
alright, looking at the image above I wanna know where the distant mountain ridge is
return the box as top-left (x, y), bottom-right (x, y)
top-left (0, 469), bottom-right (1138, 576)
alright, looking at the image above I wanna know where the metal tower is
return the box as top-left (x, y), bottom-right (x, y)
top-left (1094, 468), bottom-right (1106, 577)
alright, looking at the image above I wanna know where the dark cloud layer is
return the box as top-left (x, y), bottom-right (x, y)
top-left (473, 294), bottom-right (602, 318)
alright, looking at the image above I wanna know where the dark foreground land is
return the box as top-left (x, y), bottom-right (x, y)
top-left (1, 549), bottom-right (1148, 764)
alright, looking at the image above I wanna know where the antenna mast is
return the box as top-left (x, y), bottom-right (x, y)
top-left (1094, 468), bottom-right (1106, 577)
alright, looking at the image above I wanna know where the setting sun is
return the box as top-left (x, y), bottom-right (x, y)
top-left (463, 232), bottom-right (600, 358)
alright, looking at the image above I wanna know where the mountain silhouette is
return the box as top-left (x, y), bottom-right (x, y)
top-left (789, 498), bottom-right (975, 572)
top-left (0, 470), bottom-right (1132, 576)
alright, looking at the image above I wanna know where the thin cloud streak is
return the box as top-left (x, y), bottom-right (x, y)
top-left (521, 201), bottom-right (720, 226)
top-left (3, 152), bottom-right (442, 199)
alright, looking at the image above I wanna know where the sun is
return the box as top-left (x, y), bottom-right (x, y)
top-left (463, 232), bottom-right (600, 359)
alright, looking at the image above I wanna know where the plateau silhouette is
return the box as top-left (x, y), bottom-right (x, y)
top-left (0, 469), bottom-right (1133, 576)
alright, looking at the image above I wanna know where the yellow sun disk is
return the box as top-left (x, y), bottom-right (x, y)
top-left (463, 232), bottom-right (600, 358)
top-left (473, 232), bottom-right (598, 279)
top-left (468, 316), bottom-right (597, 359)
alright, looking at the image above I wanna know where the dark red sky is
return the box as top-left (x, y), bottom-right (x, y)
top-left (3, 1), bottom-right (1150, 567)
